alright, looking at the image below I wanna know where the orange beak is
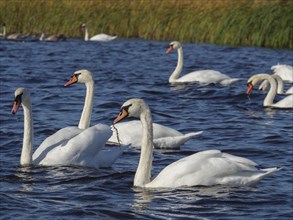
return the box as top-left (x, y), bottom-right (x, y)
top-left (114, 109), bottom-right (128, 124)
top-left (12, 101), bottom-right (21, 114)
top-left (166, 45), bottom-right (173, 54)
top-left (64, 75), bottom-right (78, 87)
top-left (246, 83), bottom-right (254, 94)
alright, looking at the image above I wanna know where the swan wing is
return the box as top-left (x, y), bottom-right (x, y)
top-left (93, 146), bottom-right (125, 168)
top-left (90, 33), bottom-right (117, 42)
top-left (33, 124), bottom-right (112, 166)
top-left (146, 150), bottom-right (279, 188)
top-left (271, 64), bottom-right (293, 82)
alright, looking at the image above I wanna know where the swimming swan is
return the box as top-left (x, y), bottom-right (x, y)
top-left (247, 73), bottom-right (293, 109)
top-left (12, 87), bottom-right (112, 168)
top-left (113, 98), bottom-right (280, 188)
top-left (64, 70), bottom-right (124, 165)
top-left (166, 41), bottom-right (240, 85)
top-left (64, 69), bottom-right (201, 149)
top-left (81, 24), bottom-right (117, 42)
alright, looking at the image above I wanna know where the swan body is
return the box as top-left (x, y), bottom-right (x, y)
top-left (81, 24), bottom-right (117, 42)
top-left (12, 87), bottom-right (113, 168)
top-left (109, 120), bottom-right (202, 149)
top-left (247, 73), bottom-right (293, 108)
top-left (64, 69), bottom-right (124, 161)
top-left (39, 33), bottom-right (66, 42)
top-left (113, 98), bottom-right (280, 188)
top-left (166, 41), bottom-right (240, 85)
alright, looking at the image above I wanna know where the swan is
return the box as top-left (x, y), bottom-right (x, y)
top-left (247, 73), bottom-right (293, 109)
top-left (113, 98), bottom-right (280, 188)
top-left (64, 69), bottom-right (124, 163)
top-left (12, 87), bottom-right (114, 168)
top-left (259, 74), bottom-right (293, 95)
top-left (39, 33), bottom-right (66, 42)
top-left (166, 41), bottom-right (240, 85)
top-left (81, 24), bottom-right (117, 42)
top-left (64, 69), bottom-right (202, 149)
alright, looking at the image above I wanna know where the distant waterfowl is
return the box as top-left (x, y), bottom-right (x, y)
top-left (166, 41), bottom-right (240, 85)
top-left (12, 87), bottom-right (114, 168)
top-left (247, 73), bottom-right (293, 109)
top-left (64, 69), bottom-right (201, 149)
top-left (113, 98), bottom-right (280, 188)
top-left (39, 33), bottom-right (67, 42)
top-left (81, 23), bottom-right (117, 42)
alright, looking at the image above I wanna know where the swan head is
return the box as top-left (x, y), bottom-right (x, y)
top-left (166, 41), bottom-right (182, 53)
top-left (114, 98), bottom-right (149, 124)
top-left (12, 87), bottom-right (30, 114)
top-left (81, 23), bottom-right (87, 30)
top-left (246, 73), bottom-right (271, 95)
top-left (64, 69), bottom-right (93, 86)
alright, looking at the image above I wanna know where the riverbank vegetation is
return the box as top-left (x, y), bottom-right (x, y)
top-left (0, 0), bottom-right (292, 48)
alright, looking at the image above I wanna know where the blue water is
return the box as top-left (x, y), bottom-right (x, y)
top-left (0, 38), bottom-right (292, 219)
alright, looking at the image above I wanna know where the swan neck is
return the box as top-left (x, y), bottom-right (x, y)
top-left (134, 109), bottom-right (153, 187)
top-left (21, 100), bottom-right (33, 165)
top-left (78, 81), bottom-right (94, 129)
top-left (3, 25), bottom-right (6, 38)
top-left (84, 27), bottom-right (89, 41)
top-left (274, 75), bottom-right (284, 94)
top-left (169, 47), bottom-right (183, 83)
top-left (256, 75), bottom-right (277, 106)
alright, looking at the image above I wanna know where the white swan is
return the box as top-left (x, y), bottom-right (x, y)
top-left (113, 98), bottom-right (280, 188)
top-left (12, 87), bottom-right (113, 168)
top-left (64, 69), bottom-right (201, 149)
top-left (166, 41), bottom-right (240, 85)
top-left (81, 24), bottom-right (117, 42)
top-left (247, 73), bottom-right (293, 109)
top-left (259, 74), bottom-right (293, 95)
top-left (64, 69), bottom-right (124, 163)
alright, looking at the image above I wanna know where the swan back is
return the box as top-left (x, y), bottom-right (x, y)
top-left (271, 64), bottom-right (293, 82)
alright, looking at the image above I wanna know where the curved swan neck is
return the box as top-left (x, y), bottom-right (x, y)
top-left (273, 75), bottom-right (284, 94)
top-left (134, 109), bottom-right (153, 187)
top-left (21, 100), bottom-right (33, 165)
top-left (84, 26), bottom-right (89, 41)
top-left (253, 74), bottom-right (277, 107)
top-left (169, 47), bottom-right (183, 83)
top-left (78, 81), bottom-right (94, 129)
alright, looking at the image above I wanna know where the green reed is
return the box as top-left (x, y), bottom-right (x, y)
top-left (0, 0), bottom-right (291, 48)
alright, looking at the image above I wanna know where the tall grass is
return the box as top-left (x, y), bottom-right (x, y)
top-left (0, 0), bottom-right (291, 48)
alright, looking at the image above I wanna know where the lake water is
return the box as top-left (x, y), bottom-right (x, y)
top-left (0, 38), bottom-right (292, 219)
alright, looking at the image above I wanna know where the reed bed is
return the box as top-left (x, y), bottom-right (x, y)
top-left (0, 0), bottom-right (292, 48)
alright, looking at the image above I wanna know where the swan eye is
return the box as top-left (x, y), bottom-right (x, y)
top-left (14, 93), bottom-right (23, 104)
top-left (120, 104), bottom-right (132, 114)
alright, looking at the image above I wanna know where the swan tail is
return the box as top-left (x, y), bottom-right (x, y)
top-left (220, 78), bottom-right (242, 86)
top-left (254, 167), bottom-right (281, 183)
top-left (154, 131), bottom-right (203, 149)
